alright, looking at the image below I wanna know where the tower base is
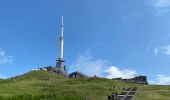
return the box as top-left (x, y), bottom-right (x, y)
top-left (55, 58), bottom-right (67, 76)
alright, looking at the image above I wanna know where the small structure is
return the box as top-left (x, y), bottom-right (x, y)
top-left (112, 78), bottom-right (122, 81)
top-left (69, 72), bottom-right (88, 78)
top-left (112, 76), bottom-right (148, 85)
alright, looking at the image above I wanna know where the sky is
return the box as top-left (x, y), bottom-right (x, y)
top-left (0, 0), bottom-right (170, 85)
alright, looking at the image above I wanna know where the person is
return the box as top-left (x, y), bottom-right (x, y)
top-left (115, 93), bottom-right (118, 100)
top-left (108, 94), bottom-right (111, 100)
top-left (111, 93), bottom-right (115, 100)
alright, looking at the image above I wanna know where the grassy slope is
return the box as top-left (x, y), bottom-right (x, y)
top-left (0, 70), bottom-right (169, 100)
top-left (0, 70), bottom-right (134, 100)
top-left (133, 85), bottom-right (170, 100)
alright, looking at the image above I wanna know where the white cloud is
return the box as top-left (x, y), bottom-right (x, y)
top-left (148, 0), bottom-right (170, 15)
top-left (157, 74), bottom-right (164, 77)
top-left (154, 47), bottom-right (159, 56)
top-left (154, 0), bottom-right (170, 8)
top-left (71, 51), bottom-right (137, 79)
top-left (157, 75), bottom-right (170, 84)
top-left (0, 49), bottom-right (13, 64)
top-left (150, 75), bottom-right (170, 85)
top-left (71, 51), bottom-right (108, 76)
top-left (153, 44), bottom-right (170, 56)
top-left (161, 45), bottom-right (170, 55)
top-left (104, 66), bottom-right (136, 79)
top-left (149, 80), bottom-right (157, 84)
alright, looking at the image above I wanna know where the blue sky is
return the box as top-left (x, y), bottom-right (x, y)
top-left (0, 0), bottom-right (170, 84)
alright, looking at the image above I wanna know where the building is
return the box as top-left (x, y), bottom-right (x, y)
top-left (112, 76), bottom-right (148, 85)
top-left (69, 72), bottom-right (88, 78)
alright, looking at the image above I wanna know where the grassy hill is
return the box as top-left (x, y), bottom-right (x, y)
top-left (0, 70), bottom-right (169, 100)
top-left (133, 85), bottom-right (170, 100)
top-left (0, 70), bottom-right (135, 100)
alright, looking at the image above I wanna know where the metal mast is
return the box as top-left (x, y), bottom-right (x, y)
top-left (59, 16), bottom-right (64, 60)
top-left (56, 16), bottom-right (65, 72)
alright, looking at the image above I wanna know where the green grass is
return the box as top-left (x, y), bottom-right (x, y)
top-left (133, 85), bottom-right (170, 100)
top-left (0, 70), bottom-right (169, 100)
top-left (0, 70), bottom-right (134, 100)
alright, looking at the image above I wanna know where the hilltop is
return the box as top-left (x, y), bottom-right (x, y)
top-left (0, 70), bottom-right (169, 100)
top-left (0, 70), bottom-right (136, 100)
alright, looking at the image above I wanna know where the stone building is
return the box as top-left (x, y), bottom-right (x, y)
top-left (69, 71), bottom-right (88, 78)
top-left (112, 76), bottom-right (148, 85)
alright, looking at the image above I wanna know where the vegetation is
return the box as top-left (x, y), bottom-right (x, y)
top-left (133, 85), bottom-right (170, 100)
top-left (0, 70), bottom-right (169, 100)
top-left (0, 70), bottom-right (134, 100)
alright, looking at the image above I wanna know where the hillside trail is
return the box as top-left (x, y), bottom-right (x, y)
top-left (108, 87), bottom-right (137, 100)
top-left (117, 87), bottom-right (137, 100)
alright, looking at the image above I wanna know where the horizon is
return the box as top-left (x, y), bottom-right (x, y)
top-left (0, 0), bottom-right (170, 85)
